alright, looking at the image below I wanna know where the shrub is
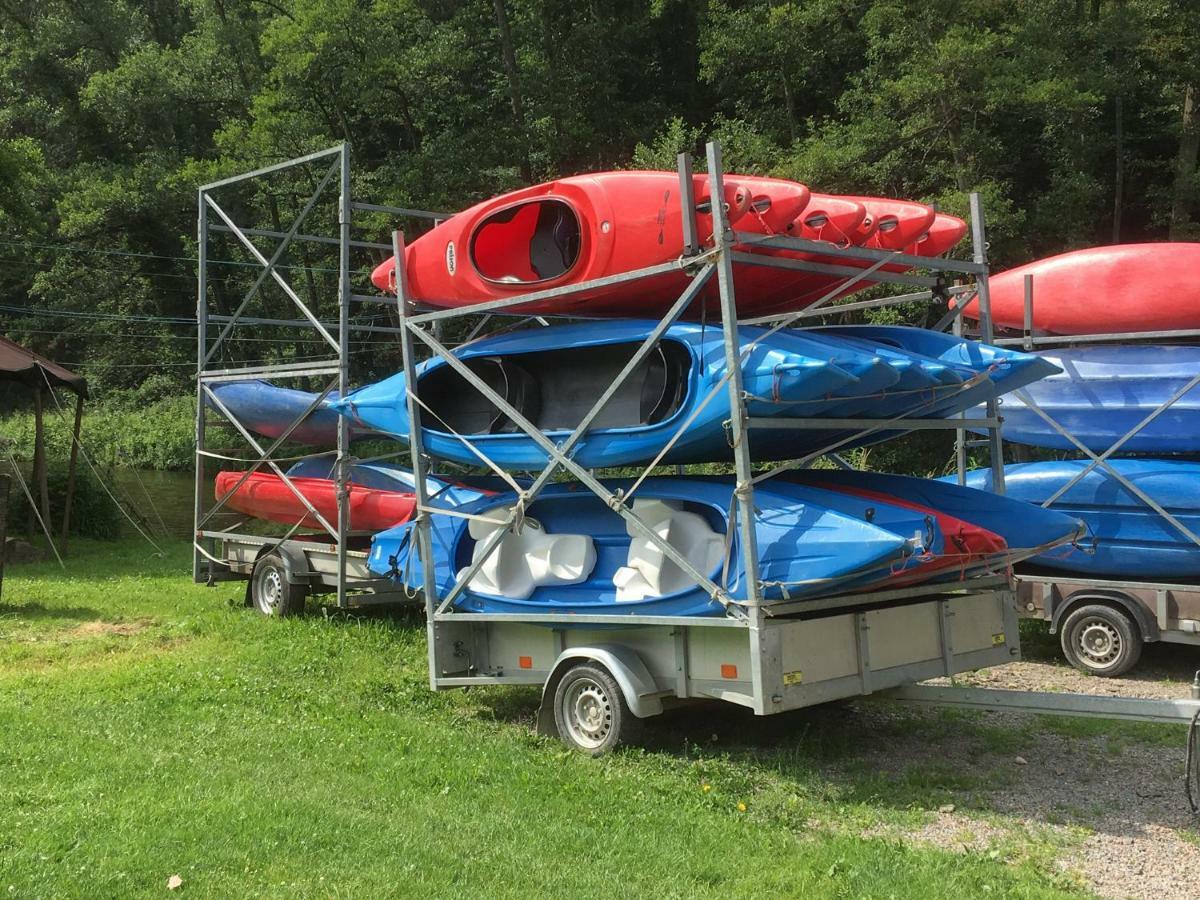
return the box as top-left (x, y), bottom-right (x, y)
top-left (3, 458), bottom-right (125, 540)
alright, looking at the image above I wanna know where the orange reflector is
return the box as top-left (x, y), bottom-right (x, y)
top-left (518, 655), bottom-right (533, 669)
top-left (720, 664), bottom-right (738, 679)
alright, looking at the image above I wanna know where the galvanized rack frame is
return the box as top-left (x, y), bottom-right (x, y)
top-left (383, 140), bottom-right (1015, 696)
top-left (192, 144), bottom-right (443, 607)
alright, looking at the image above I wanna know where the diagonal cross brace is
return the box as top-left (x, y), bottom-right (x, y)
top-left (422, 262), bottom-right (717, 614)
top-left (203, 383), bottom-right (340, 539)
top-left (1011, 386), bottom-right (1200, 548)
top-left (407, 322), bottom-right (734, 612)
top-left (205, 195), bottom-right (341, 352)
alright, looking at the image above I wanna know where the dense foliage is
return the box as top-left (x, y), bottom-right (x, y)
top-left (0, 0), bottom-right (1197, 400)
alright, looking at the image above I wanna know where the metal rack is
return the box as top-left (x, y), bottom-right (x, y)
top-left (383, 141), bottom-right (1025, 720)
top-left (192, 144), bottom-right (442, 608)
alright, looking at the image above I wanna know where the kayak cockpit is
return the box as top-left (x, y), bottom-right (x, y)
top-left (470, 198), bottom-right (582, 284)
top-left (419, 340), bottom-right (691, 435)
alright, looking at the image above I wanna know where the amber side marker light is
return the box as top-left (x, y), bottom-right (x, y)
top-left (720, 664), bottom-right (738, 679)
top-left (518, 656), bottom-right (533, 669)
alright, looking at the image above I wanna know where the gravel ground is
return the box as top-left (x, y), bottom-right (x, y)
top-left (857, 636), bottom-right (1200, 899)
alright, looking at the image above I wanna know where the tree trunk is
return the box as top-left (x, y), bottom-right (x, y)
top-left (1112, 92), bottom-right (1124, 242)
top-left (493, 0), bottom-right (532, 182)
top-left (1170, 83), bottom-right (1200, 239)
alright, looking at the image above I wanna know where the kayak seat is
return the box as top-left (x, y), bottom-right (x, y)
top-left (614, 499), bottom-right (725, 601)
top-left (529, 200), bottom-right (580, 280)
top-left (461, 507), bottom-right (597, 600)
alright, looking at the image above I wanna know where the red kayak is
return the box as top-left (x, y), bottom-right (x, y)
top-left (785, 194), bottom-right (867, 245)
top-left (846, 197), bottom-right (936, 250)
top-left (753, 210), bottom-right (969, 316)
top-left (215, 471), bottom-right (416, 531)
top-left (370, 171), bottom-right (814, 317)
top-left (960, 243), bottom-right (1200, 335)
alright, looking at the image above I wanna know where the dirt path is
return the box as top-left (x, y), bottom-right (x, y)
top-left (880, 637), bottom-right (1200, 898)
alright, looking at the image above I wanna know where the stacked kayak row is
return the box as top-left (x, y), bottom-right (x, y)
top-left (367, 171), bottom-right (967, 318)
top-left (208, 323), bottom-right (1057, 470)
top-left (366, 470), bottom-right (1081, 617)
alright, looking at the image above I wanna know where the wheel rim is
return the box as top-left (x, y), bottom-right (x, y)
top-left (254, 564), bottom-right (284, 615)
top-left (1074, 617), bottom-right (1122, 669)
top-left (561, 677), bottom-right (613, 750)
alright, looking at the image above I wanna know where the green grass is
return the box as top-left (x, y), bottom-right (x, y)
top-left (0, 540), bottom-right (1090, 898)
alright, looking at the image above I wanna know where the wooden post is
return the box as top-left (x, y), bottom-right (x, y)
top-left (60, 394), bottom-right (84, 551)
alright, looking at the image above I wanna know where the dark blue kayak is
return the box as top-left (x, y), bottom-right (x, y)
top-left (207, 380), bottom-right (374, 447)
top-left (368, 477), bottom-right (922, 616)
top-left (801, 469), bottom-right (1085, 563)
top-left (974, 345), bottom-right (1200, 452)
top-left (958, 460), bottom-right (1200, 579)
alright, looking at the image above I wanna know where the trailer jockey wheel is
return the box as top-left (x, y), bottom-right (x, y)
top-left (250, 551), bottom-right (307, 617)
top-left (1060, 604), bottom-right (1142, 677)
top-left (553, 663), bottom-right (639, 755)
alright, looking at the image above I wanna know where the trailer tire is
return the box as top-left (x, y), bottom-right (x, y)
top-left (552, 663), bottom-right (639, 755)
top-left (250, 551), bottom-right (307, 617)
top-left (1060, 603), bottom-right (1142, 677)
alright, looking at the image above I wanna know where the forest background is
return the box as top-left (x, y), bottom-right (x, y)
top-left (0, 0), bottom-right (1197, 479)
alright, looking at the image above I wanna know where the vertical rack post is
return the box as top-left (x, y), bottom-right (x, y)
top-left (394, 231), bottom-right (441, 688)
top-left (193, 189), bottom-right (208, 582)
top-left (953, 309), bottom-right (968, 486)
top-left (336, 143), bottom-right (352, 607)
top-left (969, 192), bottom-right (1006, 495)
top-left (677, 152), bottom-right (699, 257)
top-left (705, 141), bottom-right (769, 709)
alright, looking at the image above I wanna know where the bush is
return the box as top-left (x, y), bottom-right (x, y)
top-left (0, 393), bottom-right (196, 471)
top-left (4, 458), bottom-right (124, 540)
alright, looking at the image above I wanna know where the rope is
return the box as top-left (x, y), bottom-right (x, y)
top-left (1, 444), bottom-right (64, 568)
top-left (38, 371), bottom-right (165, 554)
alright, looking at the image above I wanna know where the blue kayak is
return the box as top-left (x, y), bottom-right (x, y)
top-left (814, 325), bottom-right (1062, 419)
top-left (805, 469), bottom-right (1085, 563)
top-left (333, 322), bottom-right (1050, 469)
top-left (334, 321), bottom-right (888, 469)
top-left (958, 460), bottom-right (1200, 579)
top-left (974, 345), bottom-right (1200, 452)
top-left (368, 477), bottom-right (923, 616)
top-left (207, 380), bottom-right (374, 447)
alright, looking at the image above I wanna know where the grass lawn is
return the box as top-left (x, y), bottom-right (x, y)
top-left (0, 539), bottom-right (1086, 898)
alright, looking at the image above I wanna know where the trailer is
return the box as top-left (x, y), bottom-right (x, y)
top-left (1014, 570), bottom-right (1200, 677)
top-left (982, 265), bottom-right (1200, 679)
top-left (200, 532), bottom-right (415, 616)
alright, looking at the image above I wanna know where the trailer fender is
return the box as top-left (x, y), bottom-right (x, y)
top-left (536, 645), bottom-right (664, 736)
top-left (254, 543), bottom-right (312, 586)
top-left (1049, 588), bottom-right (1160, 642)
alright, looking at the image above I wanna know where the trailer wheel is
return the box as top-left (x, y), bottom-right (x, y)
top-left (250, 551), bottom-right (306, 617)
top-left (552, 663), bottom-right (638, 755)
top-left (1060, 603), bottom-right (1142, 677)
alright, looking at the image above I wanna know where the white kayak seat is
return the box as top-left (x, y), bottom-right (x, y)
top-left (460, 507), bottom-right (596, 600)
top-left (614, 499), bottom-right (725, 602)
